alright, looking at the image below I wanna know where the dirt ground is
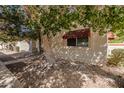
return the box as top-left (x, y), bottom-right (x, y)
top-left (5, 54), bottom-right (124, 88)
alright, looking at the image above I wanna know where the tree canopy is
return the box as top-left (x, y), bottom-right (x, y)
top-left (1, 5), bottom-right (124, 42)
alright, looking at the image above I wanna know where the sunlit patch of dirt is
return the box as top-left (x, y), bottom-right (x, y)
top-left (6, 56), bottom-right (124, 88)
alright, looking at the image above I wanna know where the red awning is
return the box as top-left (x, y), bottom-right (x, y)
top-left (107, 32), bottom-right (117, 40)
top-left (63, 28), bottom-right (90, 39)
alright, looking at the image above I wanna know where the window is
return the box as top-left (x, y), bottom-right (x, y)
top-left (67, 38), bottom-right (76, 46)
top-left (63, 28), bottom-right (90, 47)
top-left (77, 37), bottom-right (88, 47)
top-left (67, 37), bottom-right (88, 47)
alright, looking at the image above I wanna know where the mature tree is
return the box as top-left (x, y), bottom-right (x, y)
top-left (1, 5), bottom-right (124, 53)
top-left (23, 5), bottom-right (82, 53)
top-left (0, 6), bottom-right (37, 42)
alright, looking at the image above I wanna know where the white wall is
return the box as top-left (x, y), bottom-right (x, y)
top-left (108, 45), bottom-right (124, 56)
top-left (16, 40), bottom-right (30, 52)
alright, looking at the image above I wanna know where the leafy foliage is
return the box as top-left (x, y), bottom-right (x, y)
top-left (0, 6), bottom-right (37, 42)
top-left (1, 6), bottom-right (124, 41)
top-left (24, 6), bottom-right (124, 36)
top-left (108, 49), bottom-right (124, 67)
top-left (21, 6), bottom-right (124, 54)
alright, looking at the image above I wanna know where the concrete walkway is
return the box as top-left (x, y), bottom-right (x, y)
top-left (0, 51), bottom-right (32, 88)
top-left (0, 52), bottom-right (34, 65)
top-left (0, 61), bottom-right (21, 88)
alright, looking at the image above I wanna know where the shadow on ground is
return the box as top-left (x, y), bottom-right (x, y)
top-left (0, 52), bottom-right (16, 62)
top-left (1, 51), bottom-right (123, 88)
top-left (6, 57), bottom-right (124, 88)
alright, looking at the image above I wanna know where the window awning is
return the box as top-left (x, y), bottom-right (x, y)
top-left (63, 28), bottom-right (90, 39)
top-left (107, 32), bottom-right (117, 40)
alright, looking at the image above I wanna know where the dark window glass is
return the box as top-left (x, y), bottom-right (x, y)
top-left (67, 38), bottom-right (76, 46)
top-left (77, 37), bottom-right (88, 47)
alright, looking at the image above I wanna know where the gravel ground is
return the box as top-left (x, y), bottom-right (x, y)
top-left (6, 55), bottom-right (124, 88)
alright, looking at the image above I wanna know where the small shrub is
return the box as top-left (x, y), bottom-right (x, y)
top-left (107, 49), bottom-right (124, 67)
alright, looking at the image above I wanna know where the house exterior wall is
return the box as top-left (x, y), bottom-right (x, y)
top-left (43, 29), bottom-right (107, 64)
top-left (16, 40), bottom-right (30, 52)
top-left (107, 43), bottom-right (124, 56)
top-left (15, 40), bottom-right (40, 53)
top-left (0, 40), bottom-right (38, 54)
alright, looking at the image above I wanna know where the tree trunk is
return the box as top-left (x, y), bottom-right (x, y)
top-left (37, 29), bottom-right (43, 54)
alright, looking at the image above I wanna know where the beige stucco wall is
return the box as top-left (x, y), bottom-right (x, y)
top-left (43, 29), bottom-right (107, 64)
